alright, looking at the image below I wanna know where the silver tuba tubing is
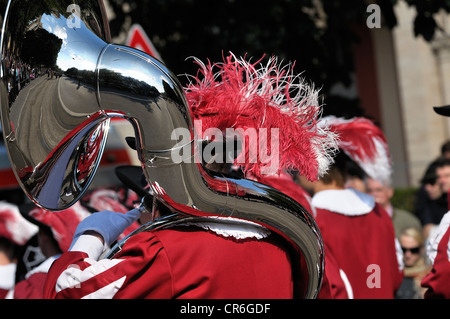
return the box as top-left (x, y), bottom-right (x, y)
top-left (96, 45), bottom-right (324, 298)
top-left (0, 0), bottom-right (324, 298)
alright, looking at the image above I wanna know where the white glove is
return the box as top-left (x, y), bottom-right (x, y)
top-left (71, 209), bottom-right (141, 248)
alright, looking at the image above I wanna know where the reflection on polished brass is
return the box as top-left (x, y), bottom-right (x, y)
top-left (0, 0), bottom-right (110, 209)
top-left (0, 0), bottom-right (324, 298)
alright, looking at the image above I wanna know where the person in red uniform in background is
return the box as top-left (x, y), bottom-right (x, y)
top-left (8, 202), bottom-right (91, 299)
top-left (422, 211), bottom-right (450, 298)
top-left (43, 53), bottom-right (339, 299)
top-left (9, 186), bottom-right (141, 299)
top-left (420, 105), bottom-right (450, 298)
top-left (0, 201), bottom-right (38, 299)
top-left (299, 116), bottom-right (404, 298)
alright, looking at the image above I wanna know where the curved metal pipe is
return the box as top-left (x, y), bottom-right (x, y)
top-left (96, 44), bottom-right (324, 298)
top-left (0, 0), bottom-right (324, 298)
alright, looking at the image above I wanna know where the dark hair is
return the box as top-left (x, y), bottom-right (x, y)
top-left (435, 157), bottom-right (450, 170)
top-left (320, 165), bottom-right (345, 187)
top-left (441, 140), bottom-right (450, 155)
top-left (39, 226), bottom-right (62, 254)
top-left (0, 236), bottom-right (19, 261)
top-left (345, 158), bottom-right (367, 180)
top-left (320, 150), bottom-right (365, 187)
top-left (421, 160), bottom-right (439, 185)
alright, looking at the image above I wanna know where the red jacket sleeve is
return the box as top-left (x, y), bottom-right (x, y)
top-left (43, 233), bottom-right (173, 299)
top-left (43, 251), bottom-right (90, 299)
top-left (422, 226), bottom-right (450, 298)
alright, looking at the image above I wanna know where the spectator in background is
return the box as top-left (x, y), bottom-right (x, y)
top-left (415, 159), bottom-right (450, 241)
top-left (436, 157), bottom-right (450, 203)
top-left (415, 141), bottom-right (450, 241)
top-left (440, 140), bottom-right (450, 159)
top-left (366, 177), bottom-right (422, 238)
top-left (395, 227), bottom-right (431, 299)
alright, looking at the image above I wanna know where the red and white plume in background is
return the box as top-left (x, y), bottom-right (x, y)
top-left (185, 53), bottom-right (339, 181)
top-left (0, 201), bottom-right (38, 246)
top-left (320, 116), bottom-right (392, 184)
top-left (28, 202), bottom-right (91, 252)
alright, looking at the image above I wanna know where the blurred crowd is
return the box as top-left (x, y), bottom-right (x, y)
top-left (3, 53), bottom-right (38, 106)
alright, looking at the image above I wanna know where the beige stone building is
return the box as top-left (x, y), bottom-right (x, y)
top-left (350, 1), bottom-right (450, 188)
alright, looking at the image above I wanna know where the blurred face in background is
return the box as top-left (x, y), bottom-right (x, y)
top-left (436, 164), bottom-right (450, 193)
top-left (366, 177), bottom-right (393, 209)
top-left (424, 181), bottom-right (443, 200)
top-left (344, 176), bottom-right (366, 193)
top-left (399, 233), bottom-right (422, 267)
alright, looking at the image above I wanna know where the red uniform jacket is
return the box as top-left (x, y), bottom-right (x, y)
top-left (422, 212), bottom-right (450, 298)
top-left (312, 189), bottom-right (403, 299)
top-left (13, 273), bottom-right (47, 299)
top-left (11, 256), bottom-right (58, 299)
top-left (44, 225), bottom-right (294, 299)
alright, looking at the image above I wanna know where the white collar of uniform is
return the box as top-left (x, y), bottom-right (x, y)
top-left (25, 255), bottom-right (60, 279)
top-left (311, 188), bottom-right (375, 216)
top-left (174, 216), bottom-right (271, 240)
top-left (0, 263), bottom-right (17, 289)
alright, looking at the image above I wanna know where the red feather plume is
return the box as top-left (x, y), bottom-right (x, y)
top-left (184, 53), bottom-right (338, 181)
top-left (320, 116), bottom-right (392, 183)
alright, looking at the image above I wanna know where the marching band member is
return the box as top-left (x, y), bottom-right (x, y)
top-left (299, 116), bottom-right (404, 298)
top-left (43, 53), bottom-right (338, 299)
top-left (421, 211), bottom-right (450, 298)
top-left (421, 105), bottom-right (450, 298)
top-left (0, 201), bottom-right (38, 299)
top-left (8, 202), bottom-right (90, 299)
